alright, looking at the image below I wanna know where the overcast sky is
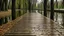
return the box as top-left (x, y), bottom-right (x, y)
top-left (37, 0), bottom-right (42, 4)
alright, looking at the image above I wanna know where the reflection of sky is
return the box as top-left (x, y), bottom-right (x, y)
top-left (37, 0), bottom-right (42, 4)
top-left (8, 0), bottom-right (9, 2)
top-left (8, 0), bottom-right (10, 3)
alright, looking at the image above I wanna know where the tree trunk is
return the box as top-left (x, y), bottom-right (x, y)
top-left (50, 0), bottom-right (54, 20)
top-left (0, 0), bottom-right (2, 11)
top-left (0, 0), bottom-right (5, 25)
top-left (56, 0), bottom-right (58, 8)
top-left (0, 18), bottom-right (5, 25)
top-left (28, 0), bottom-right (31, 12)
top-left (50, 0), bottom-right (54, 35)
top-left (12, 0), bottom-right (16, 20)
top-left (4, 0), bottom-right (8, 23)
top-left (4, 0), bottom-right (8, 11)
top-left (24, 0), bottom-right (27, 13)
top-left (8, 0), bottom-right (11, 9)
top-left (1, 0), bottom-right (5, 11)
top-left (44, 0), bottom-right (47, 17)
top-left (23, 0), bottom-right (24, 14)
top-left (62, 0), bottom-right (64, 26)
top-left (62, 0), bottom-right (64, 8)
top-left (62, 14), bottom-right (64, 27)
top-left (18, 0), bottom-right (21, 16)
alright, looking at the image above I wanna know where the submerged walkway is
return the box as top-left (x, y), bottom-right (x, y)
top-left (4, 12), bottom-right (64, 36)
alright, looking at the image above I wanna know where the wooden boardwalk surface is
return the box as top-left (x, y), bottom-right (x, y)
top-left (1, 12), bottom-right (64, 36)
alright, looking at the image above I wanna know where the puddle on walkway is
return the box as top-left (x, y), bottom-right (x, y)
top-left (36, 10), bottom-right (64, 27)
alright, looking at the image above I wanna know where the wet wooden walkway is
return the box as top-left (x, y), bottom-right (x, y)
top-left (4, 12), bottom-right (64, 36)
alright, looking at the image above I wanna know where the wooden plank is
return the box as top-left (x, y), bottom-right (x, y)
top-left (0, 13), bottom-right (26, 36)
top-left (4, 12), bottom-right (64, 36)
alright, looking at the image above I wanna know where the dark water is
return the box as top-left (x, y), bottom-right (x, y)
top-left (47, 12), bottom-right (64, 27)
top-left (36, 10), bottom-right (64, 27)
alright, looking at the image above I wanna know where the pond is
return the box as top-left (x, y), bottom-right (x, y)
top-left (31, 10), bottom-right (64, 27)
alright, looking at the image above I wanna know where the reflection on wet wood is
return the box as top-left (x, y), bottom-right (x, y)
top-left (4, 12), bottom-right (64, 36)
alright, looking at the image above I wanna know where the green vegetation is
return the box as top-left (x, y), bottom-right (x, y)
top-left (0, 0), bottom-right (28, 25)
top-left (0, 0), bottom-right (64, 26)
top-left (0, 0), bottom-right (8, 25)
